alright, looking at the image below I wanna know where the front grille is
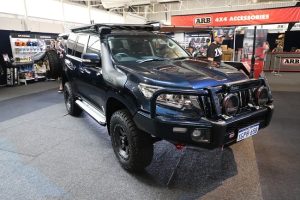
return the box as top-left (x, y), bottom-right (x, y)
top-left (199, 88), bottom-right (256, 119)
top-left (237, 89), bottom-right (255, 112)
top-left (196, 81), bottom-right (263, 119)
top-left (220, 89), bottom-right (255, 115)
top-left (217, 87), bottom-right (257, 116)
top-left (199, 96), bottom-right (213, 118)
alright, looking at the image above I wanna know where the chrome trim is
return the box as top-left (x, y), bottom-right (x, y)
top-left (75, 100), bottom-right (106, 125)
top-left (66, 54), bottom-right (83, 62)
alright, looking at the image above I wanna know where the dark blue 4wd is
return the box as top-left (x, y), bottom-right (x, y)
top-left (62, 24), bottom-right (274, 172)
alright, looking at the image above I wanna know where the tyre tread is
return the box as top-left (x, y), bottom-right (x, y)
top-left (110, 109), bottom-right (153, 172)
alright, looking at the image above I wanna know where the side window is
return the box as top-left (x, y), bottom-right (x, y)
top-left (67, 33), bottom-right (77, 55)
top-left (74, 34), bottom-right (89, 58)
top-left (86, 35), bottom-right (101, 56)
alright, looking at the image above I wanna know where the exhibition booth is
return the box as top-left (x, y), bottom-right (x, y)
top-left (171, 6), bottom-right (300, 76)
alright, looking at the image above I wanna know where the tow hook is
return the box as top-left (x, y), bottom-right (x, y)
top-left (175, 143), bottom-right (185, 150)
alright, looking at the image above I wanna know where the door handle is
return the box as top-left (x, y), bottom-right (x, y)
top-left (96, 69), bottom-right (102, 76)
top-left (84, 68), bottom-right (91, 74)
top-left (79, 66), bottom-right (91, 74)
top-left (79, 66), bottom-right (85, 73)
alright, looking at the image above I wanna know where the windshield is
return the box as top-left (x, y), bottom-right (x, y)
top-left (108, 34), bottom-right (189, 63)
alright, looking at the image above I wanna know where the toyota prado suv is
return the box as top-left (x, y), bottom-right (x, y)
top-left (62, 24), bottom-right (274, 172)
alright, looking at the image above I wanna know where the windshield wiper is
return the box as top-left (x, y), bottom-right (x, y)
top-left (136, 58), bottom-right (166, 63)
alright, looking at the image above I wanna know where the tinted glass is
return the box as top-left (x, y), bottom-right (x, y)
top-left (67, 33), bottom-right (77, 55)
top-left (74, 34), bottom-right (89, 58)
top-left (86, 35), bottom-right (101, 56)
top-left (108, 34), bottom-right (189, 63)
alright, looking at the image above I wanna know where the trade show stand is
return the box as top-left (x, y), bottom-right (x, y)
top-left (265, 52), bottom-right (300, 72)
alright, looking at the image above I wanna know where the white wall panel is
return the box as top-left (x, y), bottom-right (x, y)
top-left (26, 0), bottom-right (63, 21)
top-left (0, 0), bottom-right (25, 15)
top-left (0, 0), bottom-right (125, 32)
top-left (27, 20), bottom-right (64, 33)
top-left (63, 3), bottom-right (90, 24)
top-left (90, 9), bottom-right (124, 23)
top-left (0, 17), bottom-right (24, 30)
top-left (124, 13), bottom-right (146, 24)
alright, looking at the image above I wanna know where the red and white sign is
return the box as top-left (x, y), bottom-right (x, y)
top-left (194, 17), bottom-right (212, 25)
top-left (282, 58), bottom-right (300, 66)
top-left (172, 7), bottom-right (300, 27)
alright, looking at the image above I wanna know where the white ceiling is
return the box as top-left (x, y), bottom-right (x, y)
top-left (68, 0), bottom-right (181, 9)
top-left (67, 0), bottom-right (299, 17)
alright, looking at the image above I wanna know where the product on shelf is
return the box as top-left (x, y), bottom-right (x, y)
top-left (9, 33), bottom-right (57, 85)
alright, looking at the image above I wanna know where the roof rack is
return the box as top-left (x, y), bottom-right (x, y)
top-left (71, 23), bottom-right (159, 34)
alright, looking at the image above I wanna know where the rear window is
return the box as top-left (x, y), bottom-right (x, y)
top-left (67, 33), bottom-right (77, 55)
top-left (86, 35), bottom-right (101, 56)
top-left (74, 34), bottom-right (89, 58)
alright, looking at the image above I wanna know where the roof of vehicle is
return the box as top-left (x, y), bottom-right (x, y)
top-left (109, 30), bottom-right (156, 36)
top-left (71, 23), bottom-right (159, 35)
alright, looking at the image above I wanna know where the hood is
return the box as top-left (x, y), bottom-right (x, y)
top-left (118, 59), bottom-right (248, 89)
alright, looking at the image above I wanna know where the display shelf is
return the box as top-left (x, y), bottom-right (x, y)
top-left (24, 77), bottom-right (35, 81)
top-left (19, 70), bottom-right (34, 73)
top-left (19, 77), bottom-right (35, 85)
top-left (9, 32), bottom-right (57, 86)
top-left (12, 61), bottom-right (34, 66)
top-left (14, 46), bottom-right (39, 48)
top-left (14, 51), bottom-right (42, 53)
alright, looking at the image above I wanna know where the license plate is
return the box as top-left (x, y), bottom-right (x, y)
top-left (237, 123), bottom-right (260, 142)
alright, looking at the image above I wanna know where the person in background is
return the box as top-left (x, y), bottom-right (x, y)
top-left (55, 37), bottom-right (67, 93)
top-left (263, 41), bottom-right (270, 64)
top-left (207, 30), bottom-right (225, 64)
top-left (272, 43), bottom-right (283, 53)
top-left (263, 41), bottom-right (270, 54)
top-left (188, 38), bottom-right (196, 55)
top-left (272, 34), bottom-right (284, 53)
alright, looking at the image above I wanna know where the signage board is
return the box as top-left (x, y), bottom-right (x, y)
top-left (172, 7), bottom-right (300, 27)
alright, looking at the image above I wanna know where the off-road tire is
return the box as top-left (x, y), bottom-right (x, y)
top-left (45, 50), bottom-right (62, 79)
top-left (64, 82), bottom-right (82, 116)
top-left (110, 109), bottom-right (153, 172)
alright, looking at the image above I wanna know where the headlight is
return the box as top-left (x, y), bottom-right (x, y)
top-left (157, 94), bottom-right (200, 110)
top-left (255, 86), bottom-right (269, 106)
top-left (138, 83), bottom-right (201, 111)
top-left (222, 94), bottom-right (239, 116)
top-left (138, 83), bottom-right (162, 99)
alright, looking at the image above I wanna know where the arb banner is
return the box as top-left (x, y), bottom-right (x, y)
top-left (171, 7), bottom-right (300, 27)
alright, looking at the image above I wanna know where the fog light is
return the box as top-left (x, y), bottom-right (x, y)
top-left (229, 132), bottom-right (235, 139)
top-left (222, 94), bottom-right (239, 116)
top-left (255, 86), bottom-right (269, 106)
top-left (173, 127), bottom-right (187, 133)
top-left (191, 129), bottom-right (211, 143)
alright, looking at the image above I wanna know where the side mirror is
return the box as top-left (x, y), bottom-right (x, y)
top-left (82, 53), bottom-right (100, 64)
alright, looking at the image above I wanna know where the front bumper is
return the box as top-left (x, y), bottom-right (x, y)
top-left (133, 104), bottom-right (274, 149)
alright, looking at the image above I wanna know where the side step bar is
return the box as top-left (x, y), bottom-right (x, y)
top-left (75, 100), bottom-right (106, 125)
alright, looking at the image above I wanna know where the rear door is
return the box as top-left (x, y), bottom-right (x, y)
top-left (71, 34), bottom-right (89, 99)
top-left (65, 33), bottom-right (78, 89)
